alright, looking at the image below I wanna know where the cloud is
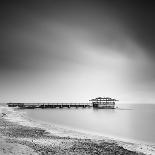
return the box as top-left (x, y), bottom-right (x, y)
top-left (0, 0), bottom-right (155, 103)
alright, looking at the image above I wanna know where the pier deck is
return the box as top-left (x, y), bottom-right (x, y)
top-left (7, 103), bottom-right (92, 109)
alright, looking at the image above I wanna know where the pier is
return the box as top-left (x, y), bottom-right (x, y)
top-left (7, 97), bottom-right (118, 109)
top-left (7, 103), bottom-right (92, 109)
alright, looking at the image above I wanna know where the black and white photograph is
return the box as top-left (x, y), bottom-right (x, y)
top-left (0, 0), bottom-right (155, 154)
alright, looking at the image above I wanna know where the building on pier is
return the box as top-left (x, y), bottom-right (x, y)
top-left (89, 97), bottom-right (118, 109)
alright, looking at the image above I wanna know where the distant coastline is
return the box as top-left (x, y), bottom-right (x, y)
top-left (0, 105), bottom-right (155, 154)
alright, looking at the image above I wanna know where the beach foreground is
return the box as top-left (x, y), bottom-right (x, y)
top-left (0, 106), bottom-right (154, 155)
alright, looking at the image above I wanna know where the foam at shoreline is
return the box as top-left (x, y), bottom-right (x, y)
top-left (1, 105), bottom-right (155, 155)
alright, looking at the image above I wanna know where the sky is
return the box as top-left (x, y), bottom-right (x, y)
top-left (1, 0), bottom-right (155, 103)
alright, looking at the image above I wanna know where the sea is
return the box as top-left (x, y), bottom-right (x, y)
top-left (22, 104), bottom-right (155, 145)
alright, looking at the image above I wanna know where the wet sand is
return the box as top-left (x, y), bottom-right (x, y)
top-left (0, 106), bottom-right (154, 155)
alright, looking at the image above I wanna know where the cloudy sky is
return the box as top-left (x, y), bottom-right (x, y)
top-left (1, 0), bottom-right (155, 103)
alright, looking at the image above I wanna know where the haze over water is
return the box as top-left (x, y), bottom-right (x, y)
top-left (25, 104), bottom-right (155, 144)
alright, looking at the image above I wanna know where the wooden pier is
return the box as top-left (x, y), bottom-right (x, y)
top-left (7, 97), bottom-right (118, 109)
top-left (7, 103), bottom-right (92, 109)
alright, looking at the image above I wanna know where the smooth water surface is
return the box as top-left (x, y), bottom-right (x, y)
top-left (25, 104), bottom-right (155, 144)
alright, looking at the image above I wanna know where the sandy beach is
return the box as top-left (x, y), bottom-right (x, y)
top-left (0, 106), bottom-right (154, 155)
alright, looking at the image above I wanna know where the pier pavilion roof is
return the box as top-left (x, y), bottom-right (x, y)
top-left (89, 97), bottom-right (118, 102)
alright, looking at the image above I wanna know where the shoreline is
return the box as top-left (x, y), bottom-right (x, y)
top-left (0, 106), bottom-right (154, 155)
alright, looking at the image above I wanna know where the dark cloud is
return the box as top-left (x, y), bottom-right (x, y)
top-left (0, 0), bottom-right (154, 71)
top-left (1, 0), bottom-right (155, 52)
top-left (111, 1), bottom-right (155, 58)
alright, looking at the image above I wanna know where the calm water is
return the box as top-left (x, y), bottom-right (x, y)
top-left (25, 104), bottom-right (155, 144)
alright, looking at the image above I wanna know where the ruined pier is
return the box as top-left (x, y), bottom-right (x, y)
top-left (7, 97), bottom-right (118, 109)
